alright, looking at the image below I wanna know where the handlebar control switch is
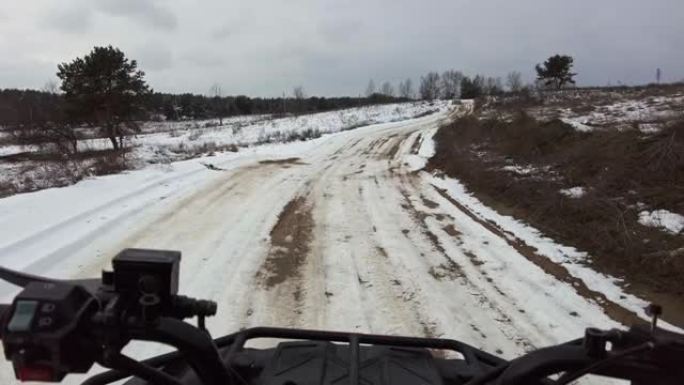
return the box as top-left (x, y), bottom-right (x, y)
top-left (1, 281), bottom-right (98, 382)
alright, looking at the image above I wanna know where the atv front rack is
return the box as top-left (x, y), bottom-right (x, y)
top-left (83, 327), bottom-right (507, 385)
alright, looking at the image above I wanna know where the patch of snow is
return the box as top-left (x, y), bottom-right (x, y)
top-left (417, 130), bottom-right (436, 159)
top-left (567, 95), bottom-right (684, 127)
top-left (502, 165), bottom-right (537, 175)
top-left (560, 118), bottom-right (593, 132)
top-left (638, 210), bottom-right (684, 235)
top-left (404, 127), bottom-right (439, 172)
top-left (638, 123), bottom-right (662, 134)
top-left (0, 145), bottom-right (28, 157)
top-left (560, 186), bottom-right (586, 198)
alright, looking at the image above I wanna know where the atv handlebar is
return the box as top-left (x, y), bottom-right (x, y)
top-left (0, 248), bottom-right (683, 385)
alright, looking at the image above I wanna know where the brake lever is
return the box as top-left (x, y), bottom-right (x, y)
top-left (0, 265), bottom-right (59, 287)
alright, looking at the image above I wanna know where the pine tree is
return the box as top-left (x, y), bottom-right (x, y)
top-left (57, 46), bottom-right (151, 149)
top-left (535, 55), bottom-right (577, 90)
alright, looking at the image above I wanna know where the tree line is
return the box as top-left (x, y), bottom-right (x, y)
top-left (144, 91), bottom-right (404, 122)
top-left (366, 71), bottom-right (514, 101)
top-left (367, 54), bottom-right (578, 101)
top-left (1, 46), bottom-right (409, 153)
top-left (2, 45), bottom-right (578, 156)
top-left (0, 85), bottom-right (407, 128)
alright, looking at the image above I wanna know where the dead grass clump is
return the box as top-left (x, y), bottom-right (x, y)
top-left (89, 151), bottom-right (130, 176)
top-left (0, 180), bottom-right (15, 198)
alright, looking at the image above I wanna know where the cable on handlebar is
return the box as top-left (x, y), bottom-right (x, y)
top-left (81, 350), bottom-right (182, 385)
top-left (99, 352), bottom-right (183, 385)
top-left (126, 317), bottom-right (233, 385)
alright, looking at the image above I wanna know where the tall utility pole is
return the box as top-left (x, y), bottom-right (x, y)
top-left (656, 68), bottom-right (662, 84)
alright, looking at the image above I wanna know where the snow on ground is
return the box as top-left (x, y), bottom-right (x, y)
top-left (560, 186), bottom-right (586, 198)
top-left (638, 123), bottom-right (662, 133)
top-left (412, 128), bottom-right (679, 332)
top-left (638, 209), bottom-right (684, 235)
top-left (0, 145), bottom-right (23, 157)
top-left (429, 174), bottom-right (680, 332)
top-left (0, 101), bottom-right (449, 196)
top-left (402, 101), bottom-right (471, 172)
top-left (0, 139), bottom-right (326, 274)
top-left (502, 164), bottom-right (537, 175)
top-left (0, 105), bottom-right (668, 384)
top-left (537, 92), bottom-right (684, 130)
top-left (1, 102), bottom-right (446, 161)
top-left (560, 118), bottom-right (593, 132)
top-left (136, 101), bottom-right (447, 162)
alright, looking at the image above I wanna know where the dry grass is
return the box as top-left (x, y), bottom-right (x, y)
top-left (428, 114), bottom-right (684, 297)
top-left (0, 147), bottom-right (135, 197)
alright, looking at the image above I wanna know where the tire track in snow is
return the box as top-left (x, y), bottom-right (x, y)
top-left (306, 137), bottom-right (437, 337)
top-left (393, 176), bottom-right (536, 351)
top-left (430, 185), bottom-right (643, 327)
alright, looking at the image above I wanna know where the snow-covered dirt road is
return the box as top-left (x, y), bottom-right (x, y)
top-left (0, 108), bottom-right (659, 383)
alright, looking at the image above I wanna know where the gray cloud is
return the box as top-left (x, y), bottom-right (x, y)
top-left (95, 0), bottom-right (177, 30)
top-left (3, 0), bottom-right (684, 96)
top-left (211, 25), bottom-right (235, 40)
top-left (131, 43), bottom-right (173, 71)
top-left (180, 50), bottom-right (227, 68)
top-left (44, 5), bottom-right (93, 34)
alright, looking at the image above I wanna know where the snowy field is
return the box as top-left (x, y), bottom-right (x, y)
top-left (0, 102), bottom-right (674, 384)
top-left (0, 101), bottom-right (447, 196)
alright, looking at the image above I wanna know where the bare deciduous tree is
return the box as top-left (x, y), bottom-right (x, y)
top-left (365, 79), bottom-right (376, 97)
top-left (506, 71), bottom-right (523, 93)
top-left (210, 83), bottom-right (225, 125)
top-left (210, 83), bottom-right (222, 97)
top-left (440, 70), bottom-right (464, 99)
top-left (398, 78), bottom-right (414, 99)
top-left (293, 86), bottom-right (306, 115)
top-left (293, 86), bottom-right (306, 100)
top-left (380, 81), bottom-right (394, 97)
top-left (43, 80), bottom-right (60, 94)
top-left (419, 72), bottom-right (440, 100)
top-left (484, 77), bottom-right (503, 96)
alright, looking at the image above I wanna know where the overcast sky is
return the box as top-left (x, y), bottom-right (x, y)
top-left (1, 0), bottom-right (682, 96)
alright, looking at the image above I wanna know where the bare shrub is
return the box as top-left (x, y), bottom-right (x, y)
top-left (188, 129), bottom-right (204, 141)
top-left (232, 124), bottom-right (244, 135)
top-left (0, 180), bottom-right (15, 198)
top-left (89, 151), bottom-right (129, 176)
top-left (167, 129), bottom-right (182, 138)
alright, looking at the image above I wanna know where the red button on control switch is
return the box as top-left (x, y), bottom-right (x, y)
top-left (18, 365), bottom-right (55, 382)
